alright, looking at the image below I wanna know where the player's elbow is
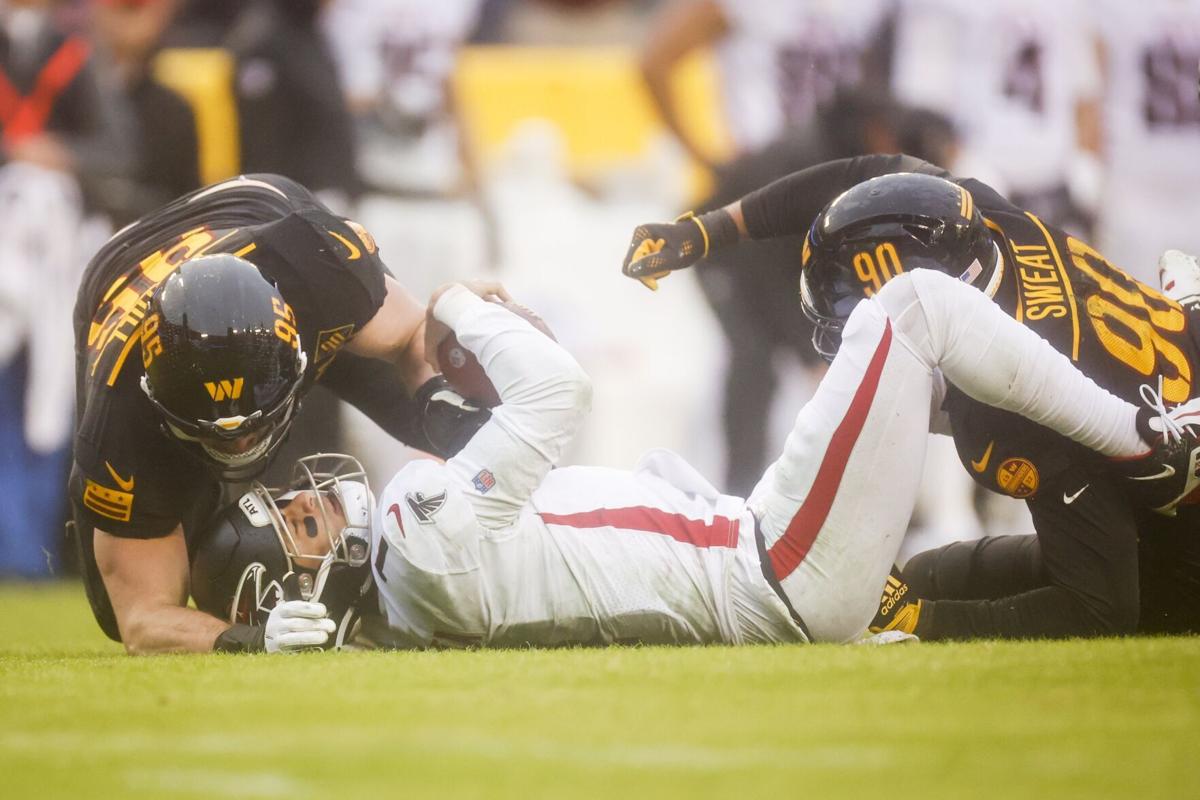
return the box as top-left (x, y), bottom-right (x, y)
top-left (545, 360), bottom-right (593, 432)
top-left (116, 605), bottom-right (174, 655)
top-left (119, 618), bottom-right (156, 656)
top-left (563, 362), bottom-right (593, 414)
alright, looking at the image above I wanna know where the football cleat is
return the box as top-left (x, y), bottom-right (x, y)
top-left (869, 566), bottom-right (923, 635)
top-left (1116, 378), bottom-right (1200, 515)
top-left (1158, 249), bottom-right (1200, 312)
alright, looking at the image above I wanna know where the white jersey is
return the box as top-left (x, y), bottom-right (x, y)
top-left (891, 0), bottom-right (1099, 194)
top-left (370, 288), bottom-right (803, 649)
top-left (714, 0), bottom-right (890, 152)
top-left (1094, 0), bottom-right (1200, 188)
top-left (322, 0), bottom-right (480, 115)
top-left (1092, 0), bottom-right (1200, 279)
top-left (321, 0), bottom-right (482, 191)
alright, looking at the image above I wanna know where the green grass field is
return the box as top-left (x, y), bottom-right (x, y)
top-left (2, 582), bottom-right (1198, 800)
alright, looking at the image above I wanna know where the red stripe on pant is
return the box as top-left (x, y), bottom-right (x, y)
top-left (767, 320), bottom-right (893, 580)
top-left (538, 506), bottom-right (740, 549)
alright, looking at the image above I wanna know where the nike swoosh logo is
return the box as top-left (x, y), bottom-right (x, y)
top-left (328, 230), bottom-right (361, 261)
top-left (971, 441), bottom-right (995, 473)
top-left (104, 461), bottom-right (134, 492)
top-left (1063, 484), bottom-right (1089, 504)
top-left (1130, 464), bottom-right (1176, 481)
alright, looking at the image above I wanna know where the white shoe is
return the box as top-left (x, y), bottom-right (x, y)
top-left (1158, 249), bottom-right (1200, 310)
top-left (856, 630), bottom-right (920, 646)
top-left (1121, 379), bottom-right (1200, 515)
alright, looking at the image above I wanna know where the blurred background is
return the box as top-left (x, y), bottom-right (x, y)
top-left (0, 0), bottom-right (1197, 581)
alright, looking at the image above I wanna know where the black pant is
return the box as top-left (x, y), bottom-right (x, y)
top-left (904, 461), bottom-right (1144, 639)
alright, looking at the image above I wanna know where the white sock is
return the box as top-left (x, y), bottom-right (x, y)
top-left (875, 270), bottom-right (1145, 458)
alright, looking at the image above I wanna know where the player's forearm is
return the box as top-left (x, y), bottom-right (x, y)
top-left (739, 154), bottom-right (950, 241)
top-left (434, 287), bottom-right (592, 524)
top-left (119, 603), bottom-right (233, 655)
top-left (435, 287), bottom-right (591, 414)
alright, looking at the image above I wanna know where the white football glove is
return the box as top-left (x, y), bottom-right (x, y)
top-left (263, 600), bottom-right (337, 654)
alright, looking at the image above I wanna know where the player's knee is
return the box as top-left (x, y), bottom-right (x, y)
top-left (802, 586), bottom-right (884, 643)
top-left (903, 541), bottom-right (976, 600)
top-left (871, 271), bottom-right (922, 322)
top-left (1089, 590), bottom-right (1140, 636)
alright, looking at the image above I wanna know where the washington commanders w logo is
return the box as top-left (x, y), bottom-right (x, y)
top-left (205, 378), bottom-right (244, 401)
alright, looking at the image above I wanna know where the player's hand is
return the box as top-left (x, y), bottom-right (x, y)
top-left (621, 214), bottom-right (708, 291)
top-left (424, 281), bottom-right (513, 371)
top-left (263, 599), bottom-right (336, 654)
top-left (623, 209), bottom-right (741, 291)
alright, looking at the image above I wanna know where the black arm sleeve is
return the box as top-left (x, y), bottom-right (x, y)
top-left (318, 353), bottom-right (433, 453)
top-left (740, 154), bottom-right (952, 241)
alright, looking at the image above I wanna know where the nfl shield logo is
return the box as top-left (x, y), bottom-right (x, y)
top-left (472, 469), bottom-right (496, 494)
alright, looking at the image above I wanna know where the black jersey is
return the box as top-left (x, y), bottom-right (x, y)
top-left (71, 174), bottom-right (390, 539)
top-left (942, 178), bottom-right (1200, 499)
top-left (741, 153), bottom-right (1200, 501)
top-left (740, 154), bottom-right (1200, 637)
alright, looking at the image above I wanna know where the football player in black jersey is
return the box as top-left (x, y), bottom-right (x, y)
top-left (71, 174), bottom-right (502, 654)
top-left (621, 154), bottom-right (1200, 640)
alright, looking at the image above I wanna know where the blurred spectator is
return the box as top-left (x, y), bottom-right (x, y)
top-left (0, 0), bottom-right (124, 577)
top-left (691, 90), bottom-right (950, 496)
top-left (639, 0), bottom-right (892, 171)
top-left (90, 0), bottom-right (199, 224)
top-left (890, 0), bottom-right (1103, 236)
top-left (321, 0), bottom-right (498, 266)
top-left (150, 0), bottom-right (369, 482)
top-left (159, 0), bottom-right (360, 205)
top-left (1092, 0), bottom-right (1200, 284)
top-left (0, 0), bottom-right (134, 194)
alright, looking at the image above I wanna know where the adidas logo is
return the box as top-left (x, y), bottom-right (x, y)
top-left (877, 574), bottom-right (908, 617)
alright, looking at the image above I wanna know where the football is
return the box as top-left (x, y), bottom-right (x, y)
top-left (437, 300), bottom-right (556, 407)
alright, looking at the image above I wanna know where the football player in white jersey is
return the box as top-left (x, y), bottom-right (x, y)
top-left (890, 0), bottom-right (1103, 233)
top-left (1092, 0), bottom-right (1200, 283)
top-left (190, 258), bottom-right (1181, 651)
top-left (640, 0), bottom-right (891, 170)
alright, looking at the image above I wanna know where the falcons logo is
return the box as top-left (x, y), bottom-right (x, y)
top-left (406, 490), bottom-right (447, 523)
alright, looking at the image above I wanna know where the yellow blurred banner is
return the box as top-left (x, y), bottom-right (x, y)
top-left (153, 48), bottom-right (241, 185)
top-left (456, 45), bottom-right (728, 185)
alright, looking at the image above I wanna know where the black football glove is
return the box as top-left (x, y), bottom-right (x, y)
top-left (416, 375), bottom-right (491, 458)
top-left (621, 209), bottom-right (740, 291)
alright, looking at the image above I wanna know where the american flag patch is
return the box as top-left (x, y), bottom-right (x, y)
top-left (472, 469), bottom-right (496, 494)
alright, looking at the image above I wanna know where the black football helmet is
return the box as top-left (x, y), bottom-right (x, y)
top-left (140, 253), bottom-right (308, 480)
top-left (798, 172), bottom-right (1003, 359)
top-left (190, 454), bottom-right (375, 650)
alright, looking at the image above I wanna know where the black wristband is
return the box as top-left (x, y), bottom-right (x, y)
top-left (416, 375), bottom-right (491, 458)
top-left (213, 623), bottom-right (266, 653)
top-left (693, 208), bottom-right (740, 256)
